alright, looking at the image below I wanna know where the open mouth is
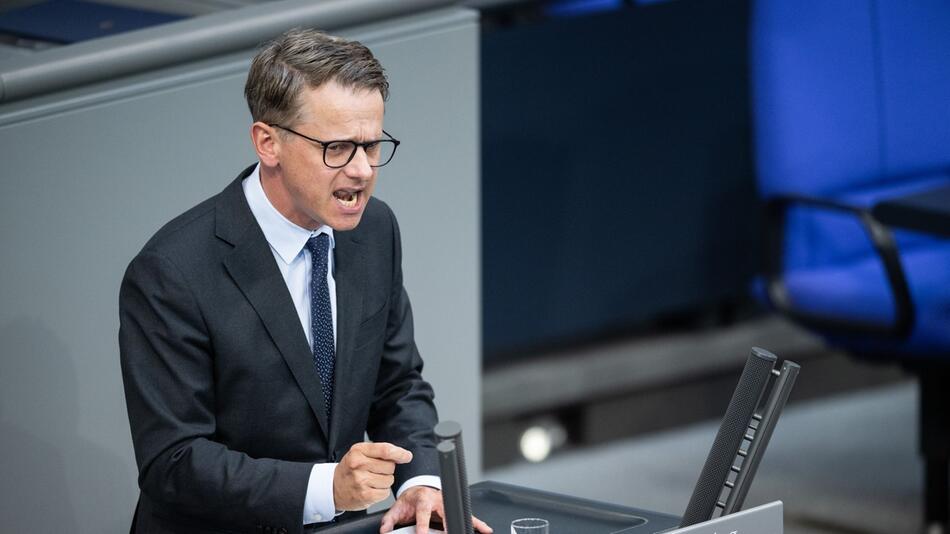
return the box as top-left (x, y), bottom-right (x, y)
top-left (333, 189), bottom-right (360, 209)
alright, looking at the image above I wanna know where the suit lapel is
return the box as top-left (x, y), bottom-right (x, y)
top-left (328, 232), bottom-right (364, 452)
top-left (216, 170), bottom-right (331, 439)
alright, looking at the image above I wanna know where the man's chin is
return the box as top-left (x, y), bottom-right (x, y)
top-left (327, 213), bottom-right (365, 232)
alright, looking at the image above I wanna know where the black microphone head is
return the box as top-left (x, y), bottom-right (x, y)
top-left (435, 420), bottom-right (463, 440)
top-left (680, 347), bottom-right (778, 526)
top-left (750, 346), bottom-right (778, 363)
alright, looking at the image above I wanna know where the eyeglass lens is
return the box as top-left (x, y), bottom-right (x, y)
top-left (324, 140), bottom-right (397, 168)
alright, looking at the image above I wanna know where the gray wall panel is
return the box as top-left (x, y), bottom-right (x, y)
top-left (368, 13), bottom-right (482, 463)
top-left (0, 8), bottom-right (479, 532)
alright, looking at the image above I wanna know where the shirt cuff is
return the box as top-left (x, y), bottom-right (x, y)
top-left (303, 463), bottom-right (340, 524)
top-left (396, 475), bottom-right (442, 498)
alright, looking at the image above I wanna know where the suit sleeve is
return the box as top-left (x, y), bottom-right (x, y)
top-left (365, 209), bottom-right (441, 490)
top-left (119, 250), bottom-right (312, 534)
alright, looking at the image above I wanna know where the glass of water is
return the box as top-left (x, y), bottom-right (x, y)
top-left (511, 517), bottom-right (549, 534)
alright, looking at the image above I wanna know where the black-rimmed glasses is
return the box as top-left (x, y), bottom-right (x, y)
top-left (270, 124), bottom-right (400, 168)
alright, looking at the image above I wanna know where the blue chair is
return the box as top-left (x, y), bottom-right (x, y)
top-left (751, 0), bottom-right (950, 529)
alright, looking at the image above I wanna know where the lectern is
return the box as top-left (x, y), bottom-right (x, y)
top-left (313, 348), bottom-right (797, 533)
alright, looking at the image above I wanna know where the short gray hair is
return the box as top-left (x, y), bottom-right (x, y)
top-left (244, 28), bottom-right (389, 126)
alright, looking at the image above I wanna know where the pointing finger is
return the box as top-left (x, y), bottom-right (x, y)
top-left (473, 514), bottom-right (494, 533)
top-left (362, 442), bottom-right (413, 464)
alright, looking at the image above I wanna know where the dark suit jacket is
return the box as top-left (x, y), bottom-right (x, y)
top-left (119, 165), bottom-right (439, 534)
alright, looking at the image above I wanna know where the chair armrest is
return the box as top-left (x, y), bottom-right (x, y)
top-left (763, 193), bottom-right (914, 339)
top-left (871, 183), bottom-right (950, 238)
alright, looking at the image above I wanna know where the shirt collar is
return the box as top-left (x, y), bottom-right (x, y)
top-left (242, 163), bottom-right (335, 265)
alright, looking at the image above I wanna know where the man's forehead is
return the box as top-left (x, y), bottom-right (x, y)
top-left (290, 88), bottom-right (384, 140)
top-left (297, 82), bottom-right (382, 113)
top-left (302, 80), bottom-right (384, 103)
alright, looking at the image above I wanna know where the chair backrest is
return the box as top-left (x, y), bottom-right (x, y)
top-left (875, 0), bottom-right (950, 179)
top-left (751, 0), bottom-right (950, 268)
top-left (752, 0), bottom-right (881, 198)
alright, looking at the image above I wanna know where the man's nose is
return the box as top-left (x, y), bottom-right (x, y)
top-left (344, 147), bottom-right (374, 178)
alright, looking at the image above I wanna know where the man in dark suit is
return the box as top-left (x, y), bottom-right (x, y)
top-left (119, 29), bottom-right (491, 534)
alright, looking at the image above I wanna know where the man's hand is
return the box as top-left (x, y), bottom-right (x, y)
top-left (333, 443), bottom-right (413, 511)
top-left (379, 486), bottom-right (493, 534)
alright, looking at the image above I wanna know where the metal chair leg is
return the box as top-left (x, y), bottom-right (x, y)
top-left (919, 369), bottom-right (950, 531)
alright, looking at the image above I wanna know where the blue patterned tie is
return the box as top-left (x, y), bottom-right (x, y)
top-left (305, 234), bottom-right (335, 420)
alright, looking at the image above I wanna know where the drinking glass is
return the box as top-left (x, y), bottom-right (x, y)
top-left (510, 517), bottom-right (549, 534)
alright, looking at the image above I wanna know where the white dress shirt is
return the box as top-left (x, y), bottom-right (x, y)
top-left (242, 164), bottom-right (439, 525)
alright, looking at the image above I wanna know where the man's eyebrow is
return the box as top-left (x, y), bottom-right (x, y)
top-left (332, 134), bottom-right (386, 142)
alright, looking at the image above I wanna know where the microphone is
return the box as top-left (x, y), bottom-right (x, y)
top-left (435, 421), bottom-right (474, 534)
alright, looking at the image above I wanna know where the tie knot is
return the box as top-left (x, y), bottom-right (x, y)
top-left (305, 233), bottom-right (329, 255)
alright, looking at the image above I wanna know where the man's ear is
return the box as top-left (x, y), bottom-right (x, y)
top-left (251, 122), bottom-right (280, 167)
